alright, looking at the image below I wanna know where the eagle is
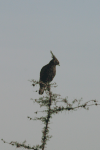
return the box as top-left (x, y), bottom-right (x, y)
top-left (39, 51), bottom-right (60, 95)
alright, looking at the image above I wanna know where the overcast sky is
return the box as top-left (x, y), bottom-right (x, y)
top-left (0, 1), bottom-right (100, 150)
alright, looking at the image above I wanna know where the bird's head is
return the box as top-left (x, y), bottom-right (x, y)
top-left (50, 51), bottom-right (60, 66)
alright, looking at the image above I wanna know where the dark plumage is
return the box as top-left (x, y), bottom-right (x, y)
top-left (39, 51), bottom-right (60, 95)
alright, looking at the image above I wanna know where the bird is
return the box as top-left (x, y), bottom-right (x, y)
top-left (39, 51), bottom-right (60, 95)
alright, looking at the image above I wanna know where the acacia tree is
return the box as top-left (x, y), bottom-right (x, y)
top-left (1, 80), bottom-right (100, 150)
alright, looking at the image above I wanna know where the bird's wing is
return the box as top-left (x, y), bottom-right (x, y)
top-left (40, 64), bottom-right (49, 82)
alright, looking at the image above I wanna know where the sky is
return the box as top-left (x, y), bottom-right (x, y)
top-left (0, 0), bottom-right (100, 150)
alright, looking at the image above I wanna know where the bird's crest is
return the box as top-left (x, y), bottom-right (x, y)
top-left (50, 51), bottom-right (56, 59)
top-left (50, 51), bottom-right (60, 66)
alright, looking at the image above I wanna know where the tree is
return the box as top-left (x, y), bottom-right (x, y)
top-left (1, 80), bottom-right (100, 150)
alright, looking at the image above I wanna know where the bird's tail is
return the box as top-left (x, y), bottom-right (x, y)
top-left (39, 82), bottom-right (45, 95)
top-left (39, 86), bottom-right (45, 95)
top-left (39, 82), bottom-right (50, 95)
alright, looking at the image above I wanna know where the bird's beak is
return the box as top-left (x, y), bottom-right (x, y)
top-left (58, 64), bottom-right (60, 66)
